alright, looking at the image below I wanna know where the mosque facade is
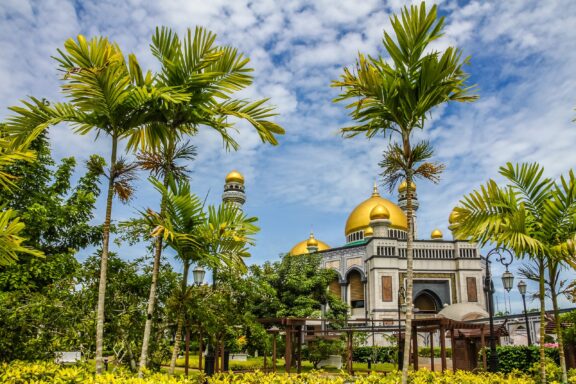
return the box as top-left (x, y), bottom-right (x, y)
top-left (224, 170), bottom-right (488, 322)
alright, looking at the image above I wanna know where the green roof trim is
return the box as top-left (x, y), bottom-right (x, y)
top-left (344, 239), bottom-right (368, 247)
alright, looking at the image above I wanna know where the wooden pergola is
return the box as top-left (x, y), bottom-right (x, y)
top-left (259, 317), bottom-right (508, 374)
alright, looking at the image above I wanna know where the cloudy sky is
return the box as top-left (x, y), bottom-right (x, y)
top-left (1, 0), bottom-right (575, 313)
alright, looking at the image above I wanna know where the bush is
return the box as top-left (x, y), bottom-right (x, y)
top-left (302, 339), bottom-right (343, 368)
top-left (483, 346), bottom-right (560, 374)
top-left (418, 347), bottom-right (452, 358)
top-left (353, 346), bottom-right (398, 363)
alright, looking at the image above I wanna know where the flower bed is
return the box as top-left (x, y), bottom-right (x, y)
top-left (0, 360), bottom-right (570, 384)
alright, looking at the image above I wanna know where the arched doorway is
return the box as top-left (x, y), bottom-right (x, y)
top-left (347, 270), bottom-right (364, 309)
top-left (414, 290), bottom-right (442, 314)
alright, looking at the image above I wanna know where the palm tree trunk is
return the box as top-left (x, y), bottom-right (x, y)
top-left (169, 314), bottom-right (185, 375)
top-left (549, 262), bottom-right (568, 383)
top-left (138, 176), bottom-right (169, 376)
top-left (539, 258), bottom-right (547, 384)
top-left (169, 261), bottom-right (190, 375)
top-left (95, 134), bottom-right (118, 375)
top-left (401, 174), bottom-right (414, 384)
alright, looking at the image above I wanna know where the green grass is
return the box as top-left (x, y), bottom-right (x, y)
top-left (173, 355), bottom-right (395, 374)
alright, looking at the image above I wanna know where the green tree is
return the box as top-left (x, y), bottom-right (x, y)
top-left (136, 26), bottom-right (285, 374)
top-left (451, 163), bottom-right (576, 383)
top-left (5, 35), bottom-right (189, 374)
top-left (0, 135), bottom-right (104, 360)
top-left (332, 4), bottom-right (477, 381)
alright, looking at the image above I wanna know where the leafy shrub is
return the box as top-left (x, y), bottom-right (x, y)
top-left (302, 339), bottom-right (343, 368)
top-left (353, 346), bottom-right (398, 363)
top-left (418, 347), bottom-right (452, 358)
top-left (482, 346), bottom-right (560, 374)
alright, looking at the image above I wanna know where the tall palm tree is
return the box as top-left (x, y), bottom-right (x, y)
top-left (143, 178), bottom-right (258, 374)
top-left (5, 36), bottom-right (188, 374)
top-left (134, 26), bottom-right (285, 374)
top-left (135, 136), bottom-right (196, 374)
top-left (332, 3), bottom-right (477, 380)
top-left (451, 163), bottom-right (576, 384)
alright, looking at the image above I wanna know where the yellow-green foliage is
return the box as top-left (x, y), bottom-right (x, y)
top-left (1, 361), bottom-right (569, 384)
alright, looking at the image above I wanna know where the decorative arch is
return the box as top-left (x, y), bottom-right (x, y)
top-left (346, 268), bottom-right (365, 309)
top-left (345, 266), bottom-right (367, 283)
top-left (413, 289), bottom-right (442, 314)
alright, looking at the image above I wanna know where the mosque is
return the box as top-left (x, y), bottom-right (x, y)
top-left (223, 170), bottom-right (488, 323)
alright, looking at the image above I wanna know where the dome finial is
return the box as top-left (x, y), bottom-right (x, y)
top-left (372, 181), bottom-right (380, 197)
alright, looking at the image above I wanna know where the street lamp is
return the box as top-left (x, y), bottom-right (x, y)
top-left (484, 247), bottom-right (514, 372)
top-left (193, 266), bottom-right (206, 286)
top-left (397, 285), bottom-right (406, 370)
top-left (517, 280), bottom-right (532, 346)
top-left (185, 266), bottom-right (205, 376)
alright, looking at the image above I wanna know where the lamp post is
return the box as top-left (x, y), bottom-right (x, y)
top-left (517, 280), bottom-right (532, 346)
top-left (268, 326), bottom-right (279, 372)
top-left (185, 266), bottom-right (205, 376)
top-left (484, 248), bottom-right (514, 372)
top-left (397, 285), bottom-right (406, 370)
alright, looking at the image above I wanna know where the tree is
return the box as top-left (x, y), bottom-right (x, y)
top-left (0, 135), bottom-right (104, 360)
top-left (141, 178), bottom-right (259, 374)
top-left (5, 35), bottom-right (189, 374)
top-left (332, 3), bottom-right (477, 380)
top-left (136, 26), bottom-right (285, 374)
top-left (451, 163), bottom-right (576, 383)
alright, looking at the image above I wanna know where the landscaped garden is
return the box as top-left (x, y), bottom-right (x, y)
top-left (1, 1), bottom-right (576, 384)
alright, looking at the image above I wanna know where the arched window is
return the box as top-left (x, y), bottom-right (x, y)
top-left (348, 270), bottom-right (364, 308)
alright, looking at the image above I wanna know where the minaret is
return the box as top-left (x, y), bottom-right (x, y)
top-left (397, 180), bottom-right (418, 238)
top-left (222, 170), bottom-right (246, 209)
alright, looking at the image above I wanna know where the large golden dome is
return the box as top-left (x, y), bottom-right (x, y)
top-left (345, 186), bottom-right (407, 236)
top-left (289, 234), bottom-right (330, 256)
top-left (225, 170), bottom-right (244, 184)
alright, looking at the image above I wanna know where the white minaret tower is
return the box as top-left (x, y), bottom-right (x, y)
top-left (397, 180), bottom-right (419, 238)
top-left (222, 170), bottom-right (246, 209)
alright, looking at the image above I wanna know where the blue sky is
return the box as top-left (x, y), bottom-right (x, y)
top-left (1, 0), bottom-right (575, 314)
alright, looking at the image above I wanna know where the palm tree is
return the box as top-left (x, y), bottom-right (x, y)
top-left (135, 136), bottom-right (196, 374)
top-left (143, 178), bottom-right (258, 374)
top-left (332, 3), bottom-right (477, 380)
top-left (5, 36), bottom-right (188, 374)
top-left (134, 26), bottom-right (285, 373)
top-left (451, 163), bottom-right (576, 384)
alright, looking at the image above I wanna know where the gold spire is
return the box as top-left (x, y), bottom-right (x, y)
top-left (372, 182), bottom-right (379, 197)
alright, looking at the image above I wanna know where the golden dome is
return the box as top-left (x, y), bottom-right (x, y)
top-left (290, 238), bottom-right (330, 256)
top-left (370, 204), bottom-right (390, 220)
top-left (307, 232), bottom-right (319, 247)
top-left (449, 210), bottom-right (459, 224)
top-left (431, 229), bottom-right (443, 239)
top-left (364, 226), bottom-right (374, 237)
top-left (225, 170), bottom-right (244, 184)
top-left (398, 180), bottom-right (416, 193)
top-left (345, 187), bottom-right (407, 236)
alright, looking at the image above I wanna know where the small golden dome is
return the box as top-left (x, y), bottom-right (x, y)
top-left (225, 170), bottom-right (244, 184)
top-left (370, 204), bottom-right (390, 220)
top-left (364, 226), bottom-right (374, 237)
top-left (290, 236), bottom-right (330, 256)
top-left (398, 180), bottom-right (416, 193)
top-left (449, 210), bottom-right (460, 224)
top-left (431, 229), bottom-right (443, 239)
top-left (345, 186), bottom-right (407, 236)
top-left (307, 232), bottom-right (319, 247)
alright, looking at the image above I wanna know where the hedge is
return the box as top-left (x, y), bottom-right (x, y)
top-left (352, 346), bottom-right (398, 363)
top-left (483, 346), bottom-right (560, 374)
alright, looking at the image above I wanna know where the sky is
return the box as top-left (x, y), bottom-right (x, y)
top-left (1, 0), bottom-right (575, 314)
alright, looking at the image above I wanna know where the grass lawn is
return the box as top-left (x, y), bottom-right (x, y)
top-left (171, 355), bottom-right (396, 375)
